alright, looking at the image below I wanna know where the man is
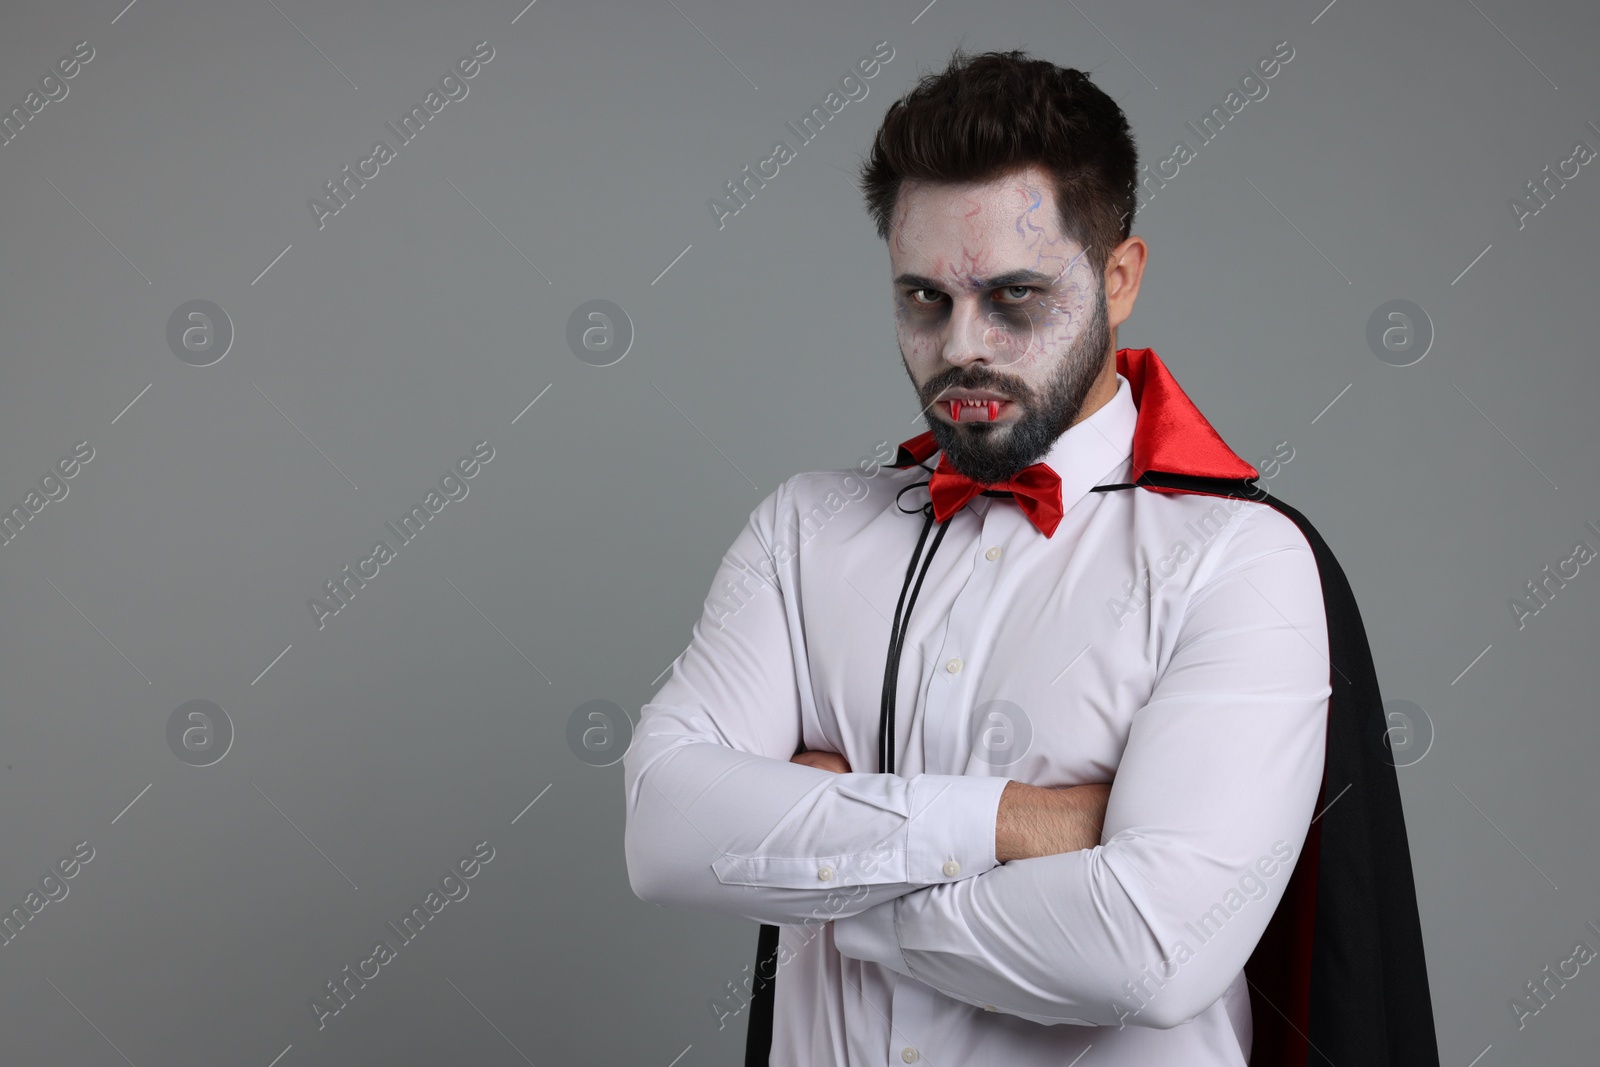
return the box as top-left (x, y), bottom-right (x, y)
top-left (624, 50), bottom-right (1437, 1065)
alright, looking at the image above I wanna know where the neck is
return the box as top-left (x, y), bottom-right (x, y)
top-left (1068, 346), bottom-right (1120, 429)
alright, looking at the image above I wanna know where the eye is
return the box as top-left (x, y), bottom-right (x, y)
top-left (996, 286), bottom-right (1034, 302)
top-left (906, 288), bottom-right (944, 306)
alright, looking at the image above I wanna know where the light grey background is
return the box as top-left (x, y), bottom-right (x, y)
top-left (0, 0), bottom-right (1595, 1063)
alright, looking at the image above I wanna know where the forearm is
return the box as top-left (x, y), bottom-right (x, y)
top-left (623, 731), bottom-right (1010, 926)
top-left (836, 832), bottom-right (1306, 1029)
top-left (994, 780), bottom-right (1109, 863)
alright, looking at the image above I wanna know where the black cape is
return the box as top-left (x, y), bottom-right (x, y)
top-left (744, 348), bottom-right (1440, 1065)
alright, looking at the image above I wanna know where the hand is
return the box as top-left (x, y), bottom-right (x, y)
top-left (790, 749), bottom-right (851, 774)
top-left (994, 781), bottom-right (1111, 863)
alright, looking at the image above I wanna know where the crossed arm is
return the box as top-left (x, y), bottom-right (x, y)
top-left (624, 491), bottom-right (1329, 1030)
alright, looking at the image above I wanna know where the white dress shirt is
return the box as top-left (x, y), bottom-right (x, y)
top-left (624, 373), bottom-right (1331, 1066)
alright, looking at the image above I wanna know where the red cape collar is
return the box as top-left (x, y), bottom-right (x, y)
top-left (891, 347), bottom-right (1258, 483)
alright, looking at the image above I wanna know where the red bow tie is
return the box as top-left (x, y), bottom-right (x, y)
top-left (927, 453), bottom-right (1065, 537)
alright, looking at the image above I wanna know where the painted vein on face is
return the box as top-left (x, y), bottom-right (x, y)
top-left (895, 180), bottom-right (1096, 371)
top-left (1006, 182), bottom-right (1097, 366)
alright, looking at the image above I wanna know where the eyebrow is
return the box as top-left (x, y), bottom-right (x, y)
top-left (893, 268), bottom-right (1059, 291)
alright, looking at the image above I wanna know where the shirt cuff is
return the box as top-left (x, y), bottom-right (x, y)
top-left (831, 897), bottom-right (913, 977)
top-left (905, 773), bottom-right (1009, 883)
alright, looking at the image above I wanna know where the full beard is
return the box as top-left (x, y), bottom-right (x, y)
top-left (916, 286), bottom-right (1111, 485)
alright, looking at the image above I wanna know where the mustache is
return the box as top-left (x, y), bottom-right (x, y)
top-left (922, 370), bottom-right (1028, 400)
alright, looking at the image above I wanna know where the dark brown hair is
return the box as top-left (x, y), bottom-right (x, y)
top-left (857, 48), bottom-right (1137, 279)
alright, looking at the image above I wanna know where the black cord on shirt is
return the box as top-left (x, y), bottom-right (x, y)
top-left (879, 478), bottom-right (952, 775)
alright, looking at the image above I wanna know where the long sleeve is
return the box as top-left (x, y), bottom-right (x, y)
top-left (623, 477), bottom-right (1011, 927)
top-left (831, 505), bottom-right (1332, 1029)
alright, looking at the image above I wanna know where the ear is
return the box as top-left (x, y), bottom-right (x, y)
top-left (1103, 234), bottom-right (1148, 332)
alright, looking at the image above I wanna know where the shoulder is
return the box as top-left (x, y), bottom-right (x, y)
top-left (1115, 485), bottom-right (1313, 569)
top-left (1217, 494), bottom-right (1318, 561)
top-left (1117, 485), bottom-right (1326, 602)
top-left (1182, 491), bottom-right (1328, 617)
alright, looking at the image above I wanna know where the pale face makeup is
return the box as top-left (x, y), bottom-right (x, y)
top-left (889, 163), bottom-right (1111, 484)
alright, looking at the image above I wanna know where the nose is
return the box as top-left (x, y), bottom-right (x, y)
top-left (940, 296), bottom-right (1027, 370)
top-left (940, 299), bottom-right (1004, 369)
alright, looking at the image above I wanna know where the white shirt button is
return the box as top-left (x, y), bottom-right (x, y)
top-left (901, 1048), bottom-right (919, 1063)
top-left (817, 865), bottom-right (834, 881)
top-left (942, 859), bottom-right (961, 877)
top-left (985, 545), bottom-right (1002, 561)
top-left (946, 657), bottom-right (963, 674)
